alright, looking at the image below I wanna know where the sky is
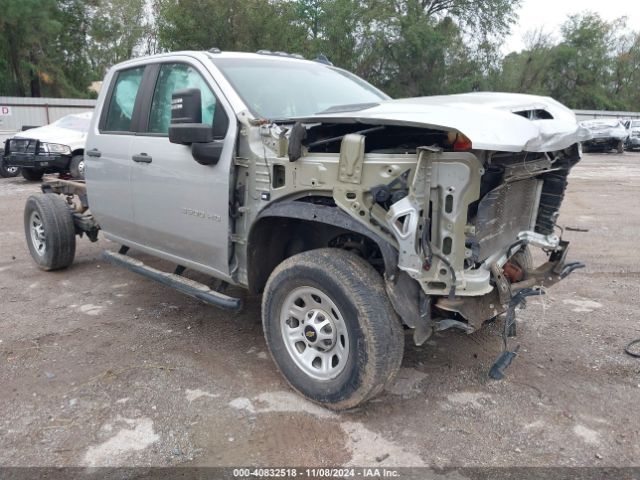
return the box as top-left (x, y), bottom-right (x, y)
top-left (503, 0), bottom-right (640, 53)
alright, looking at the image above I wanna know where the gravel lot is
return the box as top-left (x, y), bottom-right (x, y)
top-left (0, 152), bottom-right (639, 469)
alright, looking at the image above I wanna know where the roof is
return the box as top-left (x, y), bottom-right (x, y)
top-left (112, 50), bottom-right (321, 70)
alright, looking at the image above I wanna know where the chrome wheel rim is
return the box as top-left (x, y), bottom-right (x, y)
top-left (29, 211), bottom-right (46, 256)
top-left (6, 166), bottom-right (18, 174)
top-left (77, 160), bottom-right (85, 176)
top-left (280, 286), bottom-right (350, 381)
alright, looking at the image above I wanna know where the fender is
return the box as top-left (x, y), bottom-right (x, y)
top-left (253, 200), bottom-right (399, 277)
top-left (251, 200), bottom-right (423, 330)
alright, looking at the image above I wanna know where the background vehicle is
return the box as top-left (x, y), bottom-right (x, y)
top-left (4, 112), bottom-right (92, 181)
top-left (22, 51), bottom-right (586, 410)
top-left (624, 119), bottom-right (640, 151)
top-left (579, 119), bottom-right (628, 153)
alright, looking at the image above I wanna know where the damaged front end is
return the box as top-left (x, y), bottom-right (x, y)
top-left (372, 145), bottom-right (583, 372)
top-left (326, 134), bottom-right (584, 376)
top-left (275, 92), bottom-right (587, 378)
top-left (379, 144), bottom-right (584, 341)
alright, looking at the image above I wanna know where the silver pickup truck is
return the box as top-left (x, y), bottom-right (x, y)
top-left (22, 50), bottom-right (588, 410)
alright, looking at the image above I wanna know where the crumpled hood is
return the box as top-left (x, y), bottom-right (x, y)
top-left (13, 125), bottom-right (86, 151)
top-left (296, 92), bottom-right (591, 153)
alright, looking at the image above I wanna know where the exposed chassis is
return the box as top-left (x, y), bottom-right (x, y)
top-left (40, 178), bottom-right (243, 312)
top-left (41, 179), bottom-right (99, 242)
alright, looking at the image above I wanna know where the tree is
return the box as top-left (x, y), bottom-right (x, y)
top-left (156, 0), bottom-right (307, 54)
top-left (48, 0), bottom-right (94, 96)
top-left (362, 0), bottom-right (520, 96)
top-left (496, 13), bottom-right (640, 110)
top-left (548, 13), bottom-right (621, 109)
top-left (88, 0), bottom-right (148, 79)
top-left (496, 29), bottom-right (555, 94)
top-left (0, 0), bottom-right (61, 96)
top-left (5, 0), bottom-right (639, 109)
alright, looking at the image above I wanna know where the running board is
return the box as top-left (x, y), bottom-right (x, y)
top-left (101, 250), bottom-right (243, 311)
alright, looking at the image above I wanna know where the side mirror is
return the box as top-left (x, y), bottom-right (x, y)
top-left (168, 88), bottom-right (213, 145)
top-left (191, 141), bottom-right (224, 166)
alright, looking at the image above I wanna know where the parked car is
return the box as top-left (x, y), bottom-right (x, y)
top-left (624, 119), bottom-right (640, 151)
top-left (579, 119), bottom-right (628, 153)
top-left (3, 112), bottom-right (92, 181)
top-left (21, 51), bottom-right (587, 409)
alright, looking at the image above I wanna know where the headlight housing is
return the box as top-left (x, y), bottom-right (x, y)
top-left (38, 142), bottom-right (72, 155)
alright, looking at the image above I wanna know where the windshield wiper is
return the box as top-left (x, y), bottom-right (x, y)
top-left (315, 102), bottom-right (379, 114)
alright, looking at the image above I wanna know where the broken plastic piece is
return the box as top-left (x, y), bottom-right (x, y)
top-left (560, 261), bottom-right (585, 279)
top-left (489, 346), bottom-right (520, 380)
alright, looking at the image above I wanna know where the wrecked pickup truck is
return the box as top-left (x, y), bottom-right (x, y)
top-left (579, 119), bottom-right (627, 153)
top-left (22, 51), bottom-right (588, 410)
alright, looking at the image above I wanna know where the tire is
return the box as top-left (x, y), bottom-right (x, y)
top-left (21, 168), bottom-right (44, 182)
top-left (262, 248), bottom-right (404, 410)
top-left (0, 157), bottom-right (21, 178)
top-left (69, 154), bottom-right (85, 179)
top-left (24, 194), bottom-right (76, 270)
top-left (512, 246), bottom-right (533, 272)
top-left (617, 140), bottom-right (624, 154)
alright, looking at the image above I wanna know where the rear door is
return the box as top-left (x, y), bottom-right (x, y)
top-left (85, 65), bottom-right (147, 242)
top-left (128, 58), bottom-right (236, 279)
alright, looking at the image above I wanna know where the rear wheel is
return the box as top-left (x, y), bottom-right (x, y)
top-left (262, 248), bottom-right (404, 410)
top-left (24, 194), bottom-right (76, 270)
top-left (0, 158), bottom-right (21, 178)
top-left (69, 154), bottom-right (85, 179)
top-left (21, 168), bottom-right (44, 182)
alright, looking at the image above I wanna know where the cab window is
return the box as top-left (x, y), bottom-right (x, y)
top-left (148, 64), bottom-right (217, 134)
top-left (103, 66), bottom-right (145, 132)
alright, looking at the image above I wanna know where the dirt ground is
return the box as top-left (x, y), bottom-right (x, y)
top-left (0, 152), bottom-right (639, 469)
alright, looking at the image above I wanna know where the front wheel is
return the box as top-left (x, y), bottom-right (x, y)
top-left (0, 157), bottom-right (21, 178)
top-left (262, 248), bottom-right (404, 410)
top-left (617, 140), bottom-right (624, 154)
top-left (24, 194), bottom-right (76, 270)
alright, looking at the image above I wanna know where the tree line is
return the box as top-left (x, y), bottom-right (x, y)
top-left (1, 0), bottom-right (639, 111)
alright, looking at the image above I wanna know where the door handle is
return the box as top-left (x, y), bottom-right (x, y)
top-left (132, 153), bottom-right (152, 163)
top-left (86, 148), bottom-right (101, 158)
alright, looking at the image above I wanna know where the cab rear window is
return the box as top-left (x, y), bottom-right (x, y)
top-left (103, 67), bottom-right (145, 132)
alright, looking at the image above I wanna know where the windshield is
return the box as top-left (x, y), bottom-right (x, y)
top-left (54, 114), bottom-right (91, 132)
top-left (212, 58), bottom-right (389, 119)
top-left (631, 121), bottom-right (640, 128)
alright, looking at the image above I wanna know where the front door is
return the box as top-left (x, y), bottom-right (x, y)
top-left (129, 60), bottom-right (235, 279)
